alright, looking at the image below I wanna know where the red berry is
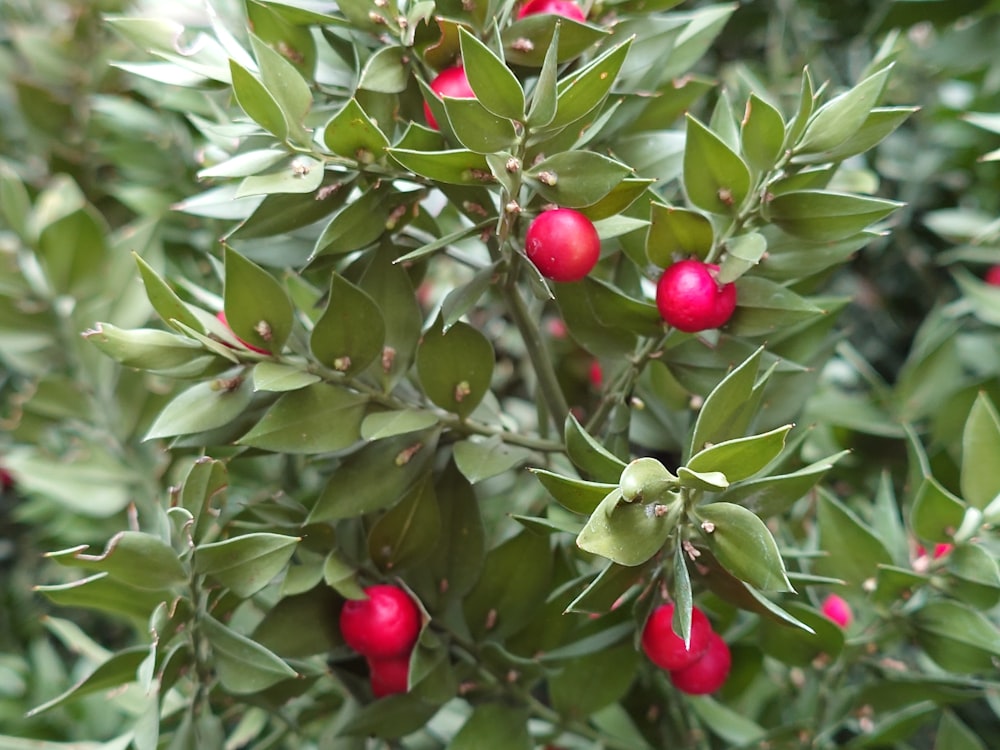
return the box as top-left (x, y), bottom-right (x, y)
top-left (655, 260), bottom-right (737, 333)
top-left (368, 655), bottom-right (410, 698)
top-left (588, 360), bottom-right (603, 389)
top-left (641, 603), bottom-right (712, 672)
top-left (669, 632), bottom-right (731, 695)
top-left (339, 585), bottom-right (422, 659)
top-left (985, 265), bottom-right (1000, 286)
top-left (517, 0), bottom-right (586, 22)
top-left (0, 467), bottom-right (13, 491)
top-left (216, 311), bottom-right (270, 354)
top-left (820, 593), bottom-right (853, 628)
top-left (524, 208), bottom-right (601, 282)
top-left (423, 65), bottom-right (475, 130)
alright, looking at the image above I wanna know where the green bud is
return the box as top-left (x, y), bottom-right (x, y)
top-left (619, 457), bottom-right (678, 504)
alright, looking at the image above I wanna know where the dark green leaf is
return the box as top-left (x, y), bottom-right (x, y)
top-left (448, 703), bottom-right (531, 750)
top-left (913, 599), bottom-right (1000, 673)
top-left (718, 450), bottom-right (849, 518)
top-left (694, 502), bottom-right (793, 591)
top-left (812, 490), bottom-right (893, 586)
top-left (417, 318), bottom-right (494, 419)
top-left (310, 186), bottom-right (390, 259)
top-left (368, 476), bottom-right (441, 572)
top-left (740, 94), bottom-right (785, 172)
top-left (202, 615), bottom-right (298, 693)
top-left (565, 413), bottom-right (628, 482)
top-left (525, 150), bottom-right (632, 208)
top-left (195, 533), bottom-right (300, 597)
top-left (767, 190), bottom-right (903, 242)
top-left (224, 246), bottom-right (294, 352)
top-left (144, 374), bottom-right (255, 441)
top-left (459, 28), bottom-right (525, 120)
top-left (310, 273), bottom-right (386, 376)
top-left (549, 642), bottom-right (638, 717)
top-left (646, 203), bottom-right (714, 267)
top-left (688, 696), bottom-right (767, 746)
top-left (526, 22), bottom-right (560, 128)
top-left (323, 98), bottom-right (390, 161)
top-left (502, 14), bottom-right (609, 67)
top-left (961, 392), bottom-right (1000, 510)
top-left (912, 476), bottom-right (966, 543)
top-left (727, 276), bottom-right (826, 337)
top-left (683, 114), bottom-right (752, 215)
top-left (934, 710), bottom-right (988, 750)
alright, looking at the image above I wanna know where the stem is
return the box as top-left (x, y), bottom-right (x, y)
top-left (586, 333), bottom-right (669, 436)
top-left (503, 264), bottom-right (571, 430)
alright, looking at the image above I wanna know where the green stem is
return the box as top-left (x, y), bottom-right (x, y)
top-left (585, 333), bottom-right (670, 436)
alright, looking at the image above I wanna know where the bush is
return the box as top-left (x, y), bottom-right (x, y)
top-left (2, 0), bottom-right (1000, 747)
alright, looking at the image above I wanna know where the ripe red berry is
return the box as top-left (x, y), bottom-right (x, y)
top-left (517, 0), bottom-right (586, 22)
top-left (524, 208), bottom-right (601, 282)
top-left (655, 259), bottom-right (737, 333)
top-left (216, 311), bottom-right (270, 354)
top-left (820, 593), bottom-right (853, 628)
top-left (669, 632), bottom-right (731, 695)
top-left (339, 585), bottom-right (422, 659)
top-left (641, 603), bottom-right (712, 672)
top-left (588, 359), bottom-right (603, 389)
top-left (423, 65), bottom-right (475, 130)
top-left (985, 265), bottom-right (1000, 286)
top-left (368, 655), bottom-right (410, 698)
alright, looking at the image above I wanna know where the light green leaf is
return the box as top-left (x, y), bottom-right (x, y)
top-left (252, 361), bottom-right (321, 392)
top-left (687, 425), bottom-right (792, 482)
top-left (694, 501), bottom-right (793, 591)
top-left (46, 531), bottom-right (185, 591)
top-left (961, 392), bottom-right (1000, 509)
top-left (144, 373), bottom-right (254, 441)
top-left (453, 436), bottom-right (535, 484)
top-left (361, 410), bottom-right (441, 440)
top-left (767, 190), bottom-right (903, 242)
top-left (796, 65), bottom-right (893, 155)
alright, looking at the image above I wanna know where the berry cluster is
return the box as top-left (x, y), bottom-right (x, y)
top-left (640, 602), bottom-right (731, 695)
top-left (339, 585), bottom-right (422, 698)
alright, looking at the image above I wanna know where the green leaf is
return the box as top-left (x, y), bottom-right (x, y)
top-left (25, 647), bottom-right (147, 717)
top-left (443, 97), bottom-right (518, 154)
top-left (388, 148), bottom-right (494, 185)
top-left (740, 94), bottom-right (785, 172)
top-left (229, 59), bottom-right (287, 140)
top-left (718, 451), bottom-right (849, 518)
top-left (566, 561), bottom-right (646, 614)
top-left (646, 204), bottom-right (714, 267)
top-left (310, 185), bottom-right (390, 259)
top-left (526, 22), bottom-right (560, 128)
top-left (913, 599), bottom-right (1000, 673)
top-left (323, 98), bottom-right (390, 162)
top-left (688, 345), bottom-right (763, 459)
top-left (251, 361), bottom-right (321, 392)
top-left (767, 190), bottom-right (903, 242)
top-left (683, 114), bottom-right (752, 215)
top-left (144, 373), bottom-right (255, 441)
top-left (463, 530), bottom-right (552, 640)
top-left (585, 277), bottom-right (663, 337)
top-left (502, 14), bottom-right (609, 66)
top-left (440, 263), bottom-right (498, 329)
top-left (358, 45), bottom-right (408, 93)
top-left (46, 531), bottom-right (185, 591)
top-left (911, 476), bottom-right (966, 543)
top-left (688, 696), bottom-right (766, 746)
top-left (677, 466), bottom-right (729, 491)
top-left (565, 413), bottom-right (628, 482)
top-left (756, 601), bottom-right (845, 667)
top-left (229, 172), bottom-right (349, 239)
top-left (686, 424), bottom-right (792, 482)
top-left (453, 436), bottom-right (535, 484)
top-left (310, 273), bottom-right (386, 376)
top-left (133, 254), bottom-right (204, 334)
top-left (83, 324), bottom-right (220, 378)
top-left (459, 28), bottom-right (525, 120)
top-left (249, 33), bottom-right (312, 146)
top-left (549, 642), bottom-right (639, 717)
top-left (448, 703), bottom-right (531, 750)
top-left (577, 489), bottom-right (675, 566)
top-left (525, 150), bottom-right (632, 208)
top-left (195, 533), bottom-right (300, 597)
top-left (238, 383), bottom-right (368, 454)
top-left (361, 410), bottom-right (441, 440)
top-left (368, 476), bottom-right (441, 572)
top-left (934, 710), bottom-right (988, 750)
top-left (324, 550), bottom-right (366, 600)
top-left (340, 695), bottom-right (439, 739)
top-left (202, 615), bottom-right (297, 693)
top-left (717, 231), bottom-right (767, 284)
top-left (531, 469), bottom-right (617, 515)
top-left (795, 65), bottom-right (893, 156)
top-left (812, 490), bottom-right (893, 586)
top-left (427, 461), bottom-right (487, 601)
top-left (727, 276), bottom-right (826, 337)
top-left (694, 502), bottom-right (793, 591)
top-left (793, 106), bottom-right (918, 164)
top-left (961, 392), bottom-right (1000, 510)
top-left (308, 428), bottom-right (441, 522)
top-left (224, 246), bottom-right (293, 352)
top-left (254, 587), bottom-right (342, 658)
top-left (546, 38), bottom-right (632, 130)
top-left (36, 573), bottom-right (167, 622)
top-left (416, 318), bottom-right (494, 419)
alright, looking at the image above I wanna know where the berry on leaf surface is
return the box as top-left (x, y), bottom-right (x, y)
top-left (655, 259), bottom-right (737, 333)
top-left (423, 65), bottom-right (475, 131)
top-left (641, 602), bottom-right (712, 672)
top-left (339, 585), bottom-right (422, 660)
top-left (524, 208), bottom-right (601, 282)
top-left (669, 631), bottom-right (731, 695)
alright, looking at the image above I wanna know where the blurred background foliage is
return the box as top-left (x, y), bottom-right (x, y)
top-left (1, 0), bottom-right (999, 745)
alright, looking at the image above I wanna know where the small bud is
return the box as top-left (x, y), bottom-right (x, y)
top-left (505, 156), bottom-right (521, 172)
top-left (511, 37), bottom-right (534, 52)
top-left (485, 608), bottom-right (498, 631)
top-left (333, 356), bottom-right (352, 372)
top-left (394, 442), bottom-right (423, 466)
top-left (536, 170), bottom-right (558, 186)
top-left (454, 380), bottom-right (472, 402)
top-left (700, 521), bottom-right (715, 533)
top-left (254, 320), bottom-right (272, 342)
top-left (382, 346), bottom-right (396, 372)
top-left (505, 200), bottom-right (521, 215)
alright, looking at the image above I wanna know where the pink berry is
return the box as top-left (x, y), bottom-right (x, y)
top-left (669, 632), bottom-right (731, 695)
top-left (517, 0), bottom-right (586, 22)
top-left (821, 593), bottom-right (853, 628)
top-left (339, 585), bottom-right (422, 659)
top-left (984, 265), bottom-right (1000, 286)
top-left (641, 603), bottom-right (713, 672)
top-left (655, 260), bottom-right (737, 333)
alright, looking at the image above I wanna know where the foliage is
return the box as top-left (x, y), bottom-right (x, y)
top-left (1, 0), bottom-right (1000, 748)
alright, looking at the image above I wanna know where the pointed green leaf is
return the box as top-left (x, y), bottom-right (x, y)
top-left (813, 489), bottom-right (893, 585)
top-left (309, 185), bottom-right (391, 259)
top-left (913, 599), bottom-right (1000, 673)
top-left (531, 469), bottom-right (617, 515)
top-left (565, 413), bottom-right (628, 482)
top-left (502, 14), bottom-right (610, 67)
top-left (387, 148), bottom-right (494, 185)
top-left (36, 573), bottom-right (167, 622)
top-left (717, 231), bottom-right (767, 284)
top-left (547, 38), bottom-right (632, 130)
top-left (224, 246), bottom-right (293, 352)
top-left (688, 346), bottom-right (763, 459)
top-left (695, 502), bottom-right (793, 591)
top-left (323, 98), bottom-right (390, 161)
top-left (251, 361), bottom-right (321, 392)
top-left (793, 106), bottom-right (918, 164)
top-left (417, 318), bottom-right (494, 419)
top-left (25, 647), bottom-right (148, 717)
top-left (133, 254), bottom-right (204, 334)
top-left (934, 711), bottom-right (987, 750)
top-left (961, 392), bottom-right (1000, 510)
top-left (453, 436), bottom-right (535, 484)
top-left (144, 373), bottom-right (255, 440)
top-left (796, 65), bottom-right (893, 155)
top-left (526, 22), bottom-right (560, 128)
top-left (443, 96), bottom-right (518, 154)
top-left (525, 150), bottom-right (632, 208)
top-left (683, 114), bottom-right (752, 215)
top-left (361, 409), bottom-right (441, 440)
top-left (195, 533), bottom-right (300, 597)
top-left (646, 204), bottom-right (714, 267)
top-left (677, 466), bottom-right (729, 491)
top-left (358, 45), bottom-right (408, 93)
top-left (912, 476), bottom-right (966, 543)
top-left (577, 489), bottom-right (675, 566)
top-left (202, 615), bottom-right (297, 693)
top-left (46, 531), bottom-right (185, 591)
top-left (767, 190), bottom-right (903, 242)
top-left (449, 703), bottom-right (532, 750)
top-left (687, 425), bottom-right (792, 482)
top-left (238, 383), bottom-right (365, 453)
top-left (718, 450), bottom-right (849, 518)
top-left (741, 94), bottom-right (785, 172)
top-left (727, 276), bottom-right (826, 337)
top-left (368, 476), bottom-right (441, 572)
top-left (310, 273), bottom-right (386, 376)
top-left (458, 28), bottom-right (524, 120)
top-left (249, 33), bottom-right (312, 145)
top-left (229, 59), bottom-right (287, 140)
